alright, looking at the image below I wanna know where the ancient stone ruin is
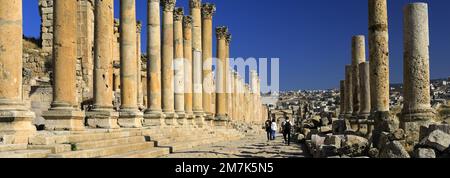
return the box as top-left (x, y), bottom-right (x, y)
top-left (0, 0), bottom-right (268, 158)
top-left (294, 0), bottom-right (450, 158)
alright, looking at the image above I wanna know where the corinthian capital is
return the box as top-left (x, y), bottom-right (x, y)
top-left (216, 26), bottom-right (228, 40)
top-left (226, 33), bottom-right (232, 45)
top-left (136, 21), bottom-right (142, 33)
top-left (174, 7), bottom-right (184, 21)
top-left (201, 3), bottom-right (216, 19)
top-left (183, 16), bottom-right (193, 28)
top-left (161, 0), bottom-right (176, 12)
top-left (189, 0), bottom-right (201, 9)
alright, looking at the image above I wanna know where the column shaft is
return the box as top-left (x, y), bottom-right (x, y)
top-left (183, 15), bottom-right (194, 123)
top-left (174, 7), bottom-right (186, 124)
top-left (344, 65), bottom-right (353, 119)
top-left (369, 0), bottom-right (390, 113)
top-left (359, 62), bottom-right (371, 117)
top-left (87, 0), bottom-right (119, 129)
top-left (190, 0), bottom-right (205, 127)
top-left (144, 0), bottom-right (164, 126)
top-left (401, 3), bottom-right (433, 144)
top-left (201, 3), bottom-right (216, 120)
top-left (215, 26), bottom-right (229, 126)
top-left (351, 35), bottom-right (366, 117)
top-left (118, 0), bottom-right (142, 128)
top-left (0, 0), bottom-right (35, 143)
top-left (43, 0), bottom-right (84, 131)
top-left (369, 0), bottom-right (391, 147)
top-left (161, 0), bottom-right (177, 125)
top-left (339, 80), bottom-right (346, 118)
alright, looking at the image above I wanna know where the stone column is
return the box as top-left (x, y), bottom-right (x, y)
top-left (118, 0), bottom-right (143, 128)
top-left (190, 0), bottom-right (205, 127)
top-left (174, 7), bottom-right (186, 125)
top-left (226, 34), bottom-right (232, 119)
top-left (161, 0), bottom-right (177, 126)
top-left (369, 0), bottom-right (391, 146)
top-left (0, 0), bottom-right (35, 143)
top-left (183, 15), bottom-right (195, 125)
top-left (201, 3), bottom-right (216, 121)
top-left (251, 70), bottom-right (258, 123)
top-left (215, 26), bottom-right (229, 126)
top-left (43, 0), bottom-right (85, 131)
top-left (339, 80), bottom-right (346, 119)
top-left (232, 72), bottom-right (238, 121)
top-left (351, 36), bottom-right (366, 117)
top-left (87, 0), bottom-right (119, 129)
top-left (144, 0), bottom-right (165, 126)
top-left (359, 63), bottom-right (371, 118)
top-left (344, 65), bottom-right (353, 119)
top-left (136, 22), bottom-right (144, 110)
top-left (359, 62), bottom-right (371, 136)
top-left (401, 3), bottom-right (434, 144)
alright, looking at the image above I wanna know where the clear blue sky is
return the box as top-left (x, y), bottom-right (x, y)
top-left (23, 0), bottom-right (450, 91)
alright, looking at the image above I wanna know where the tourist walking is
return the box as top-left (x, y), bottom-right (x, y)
top-left (270, 119), bottom-right (277, 140)
top-left (283, 117), bottom-right (292, 145)
top-left (265, 118), bottom-right (272, 141)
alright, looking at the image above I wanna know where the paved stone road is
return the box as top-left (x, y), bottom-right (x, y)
top-left (161, 133), bottom-right (310, 158)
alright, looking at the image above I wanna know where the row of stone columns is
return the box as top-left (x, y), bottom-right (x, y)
top-left (0, 0), bottom-right (267, 140)
top-left (340, 0), bottom-right (434, 146)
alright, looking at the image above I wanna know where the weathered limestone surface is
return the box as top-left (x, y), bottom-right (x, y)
top-left (368, 0), bottom-right (390, 113)
top-left (174, 7), bottom-right (186, 125)
top-left (43, 0), bottom-right (85, 131)
top-left (0, 0), bottom-right (36, 144)
top-left (369, 0), bottom-right (391, 147)
top-left (215, 26), bottom-right (229, 126)
top-left (161, 0), bottom-right (177, 126)
top-left (359, 62), bottom-right (371, 118)
top-left (183, 16), bottom-right (195, 124)
top-left (136, 23), bottom-right (144, 110)
top-left (351, 36), bottom-right (366, 117)
top-left (190, 0), bottom-right (205, 127)
top-left (401, 3), bottom-right (434, 144)
top-left (144, 0), bottom-right (165, 127)
top-left (87, 0), bottom-right (119, 129)
top-left (226, 34), bottom-right (232, 119)
top-left (339, 80), bottom-right (346, 118)
top-left (201, 3), bottom-right (216, 121)
top-left (118, 0), bottom-right (143, 128)
top-left (344, 65), bottom-right (353, 119)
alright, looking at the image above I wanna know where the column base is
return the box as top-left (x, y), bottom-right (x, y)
top-left (401, 110), bottom-right (435, 147)
top-left (143, 110), bottom-right (166, 127)
top-left (214, 115), bottom-right (229, 128)
top-left (356, 114), bottom-right (370, 137)
top-left (43, 110), bottom-right (85, 131)
top-left (86, 110), bottom-right (119, 129)
top-left (163, 112), bottom-right (179, 127)
top-left (0, 110), bottom-right (36, 144)
top-left (184, 111), bottom-right (195, 127)
top-left (371, 111), bottom-right (397, 148)
top-left (175, 111), bottom-right (187, 126)
top-left (193, 111), bottom-right (206, 128)
top-left (118, 109), bottom-right (143, 128)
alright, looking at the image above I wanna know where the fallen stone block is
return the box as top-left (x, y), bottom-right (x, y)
top-left (379, 141), bottom-right (410, 158)
top-left (414, 148), bottom-right (436, 158)
top-left (319, 126), bottom-right (332, 134)
top-left (324, 135), bottom-right (342, 149)
top-left (339, 135), bottom-right (369, 157)
top-left (419, 130), bottom-right (450, 152)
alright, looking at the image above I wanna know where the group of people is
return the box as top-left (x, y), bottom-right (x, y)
top-left (264, 114), bottom-right (293, 146)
